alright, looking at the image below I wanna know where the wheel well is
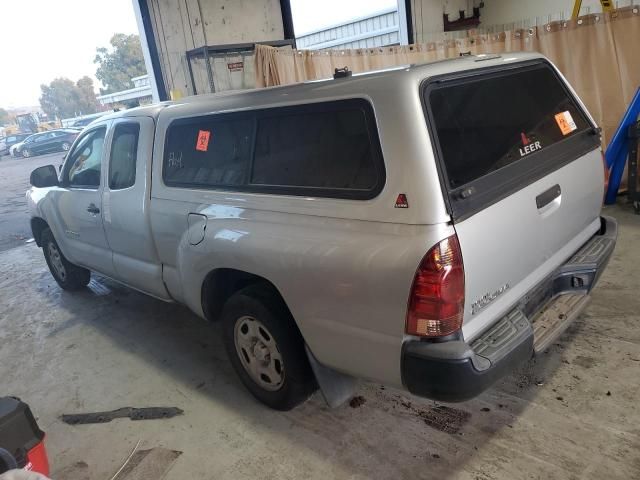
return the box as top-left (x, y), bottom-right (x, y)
top-left (31, 218), bottom-right (49, 246)
top-left (201, 269), bottom-right (286, 322)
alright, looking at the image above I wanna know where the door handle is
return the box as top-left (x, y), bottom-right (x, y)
top-left (87, 204), bottom-right (100, 214)
top-left (536, 184), bottom-right (561, 210)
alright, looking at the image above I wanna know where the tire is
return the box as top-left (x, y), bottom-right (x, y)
top-left (41, 228), bottom-right (90, 291)
top-left (61, 142), bottom-right (70, 151)
top-left (22, 148), bottom-right (31, 158)
top-left (0, 447), bottom-right (18, 472)
top-left (221, 283), bottom-right (317, 410)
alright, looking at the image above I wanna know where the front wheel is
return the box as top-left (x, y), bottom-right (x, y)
top-left (221, 284), bottom-right (317, 410)
top-left (41, 228), bottom-right (90, 290)
top-left (61, 142), bottom-right (70, 151)
top-left (22, 148), bottom-right (31, 158)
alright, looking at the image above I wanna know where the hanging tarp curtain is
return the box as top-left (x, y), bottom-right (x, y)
top-left (254, 6), bottom-right (640, 146)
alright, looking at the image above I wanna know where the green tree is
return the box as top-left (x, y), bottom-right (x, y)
top-left (94, 34), bottom-right (146, 93)
top-left (39, 77), bottom-right (98, 119)
top-left (76, 76), bottom-right (99, 113)
top-left (40, 78), bottom-right (79, 119)
top-left (0, 108), bottom-right (9, 125)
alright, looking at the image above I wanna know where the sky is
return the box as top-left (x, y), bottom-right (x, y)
top-left (0, 0), bottom-right (397, 109)
top-left (0, 0), bottom-right (139, 109)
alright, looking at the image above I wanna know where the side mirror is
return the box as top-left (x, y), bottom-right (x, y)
top-left (30, 165), bottom-right (59, 188)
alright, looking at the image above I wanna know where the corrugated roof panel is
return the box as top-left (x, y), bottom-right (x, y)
top-left (296, 9), bottom-right (401, 51)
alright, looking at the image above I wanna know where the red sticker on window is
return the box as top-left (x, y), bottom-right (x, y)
top-left (196, 130), bottom-right (211, 151)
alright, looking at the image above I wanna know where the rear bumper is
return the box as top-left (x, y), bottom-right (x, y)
top-left (401, 215), bottom-right (617, 402)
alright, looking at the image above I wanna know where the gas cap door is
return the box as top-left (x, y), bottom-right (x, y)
top-left (187, 213), bottom-right (207, 246)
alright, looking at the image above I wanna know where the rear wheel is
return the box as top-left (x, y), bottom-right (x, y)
top-left (41, 228), bottom-right (90, 290)
top-left (221, 284), bottom-right (317, 410)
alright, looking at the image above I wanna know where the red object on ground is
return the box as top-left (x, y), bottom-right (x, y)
top-left (23, 436), bottom-right (49, 474)
top-left (0, 397), bottom-right (50, 476)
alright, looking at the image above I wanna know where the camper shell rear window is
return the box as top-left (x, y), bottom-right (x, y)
top-left (423, 60), bottom-right (600, 220)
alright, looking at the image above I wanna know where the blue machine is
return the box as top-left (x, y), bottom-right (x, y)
top-left (605, 87), bottom-right (640, 205)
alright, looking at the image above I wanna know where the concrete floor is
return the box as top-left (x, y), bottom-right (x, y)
top-left (1, 204), bottom-right (639, 479)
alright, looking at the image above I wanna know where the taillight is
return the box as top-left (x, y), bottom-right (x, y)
top-left (406, 235), bottom-right (465, 337)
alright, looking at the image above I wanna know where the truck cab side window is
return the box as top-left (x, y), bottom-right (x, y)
top-left (109, 123), bottom-right (139, 190)
top-left (65, 127), bottom-right (106, 188)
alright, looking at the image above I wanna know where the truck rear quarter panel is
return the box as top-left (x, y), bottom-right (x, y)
top-left (150, 196), bottom-right (453, 386)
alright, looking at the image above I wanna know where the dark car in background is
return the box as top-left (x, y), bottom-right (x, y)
top-left (70, 117), bottom-right (97, 128)
top-left (0, 133), bottom-right (31, 156)
top-left (16, 129), bottom-right (80, 158)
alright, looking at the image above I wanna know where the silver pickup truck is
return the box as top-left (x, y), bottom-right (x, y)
top-left (27, 52), bottom-right (616, 410)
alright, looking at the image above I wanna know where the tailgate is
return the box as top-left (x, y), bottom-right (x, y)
top-left (424, 59), bottom-right (603, 340)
